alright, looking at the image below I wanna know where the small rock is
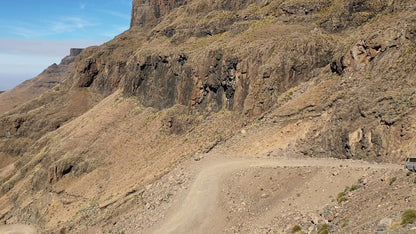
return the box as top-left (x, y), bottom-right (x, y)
top-left (261, 193), bottom-right (269, 198)
top-left (376, 217), bottom-right (393, 234)
top-left (193, 154), bottom-right (203, 161)
top-left (378, 217), bottom-right (392, 227)
top-left (326, 215), bottom-right (335, 222)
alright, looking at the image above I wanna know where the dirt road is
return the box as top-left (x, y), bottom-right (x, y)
top-left (150, 156), bottom-right (402, 234)
top-left (0, 224), bottom-right (37, 234)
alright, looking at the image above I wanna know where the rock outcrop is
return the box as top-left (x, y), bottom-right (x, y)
top-left (130, 0), bottom-right (187, 28)
top-left (69, 48), bottom-right (83, 57)
top-left (1, 0), bottom-right (416, 232)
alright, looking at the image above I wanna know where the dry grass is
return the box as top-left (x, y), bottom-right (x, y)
top-left (291, 224), bottom-right (302, 233)
top-left (318, 223), bottom-right (329, 234)
top-left (401, 209), bottom-right (416, 226)
top-left (2, 0), bottom-right (416, 232)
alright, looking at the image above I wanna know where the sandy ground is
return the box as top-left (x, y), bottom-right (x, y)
top-left (0, 224), bottom-right (37, 234)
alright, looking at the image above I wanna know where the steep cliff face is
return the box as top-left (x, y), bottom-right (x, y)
top-left (130, 0), bottom-right (187, 28)
top-left (2, 0), bottom-right (412, 173)
top-left (82, 0), bottom-right (336, 115)
top-left (295, 6), bottom-right (416, 162)
top-left (1, 0), bottom-right (416, 232)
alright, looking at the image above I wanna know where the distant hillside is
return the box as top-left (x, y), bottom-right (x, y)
top-left (0, 0), bottom-right (416, 232)
top-left (0, 48), bottom-right (83, 113)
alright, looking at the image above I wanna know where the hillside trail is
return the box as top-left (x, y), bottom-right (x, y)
top-left (150, 155), bottom-right (402, 234)
top-left (0, 224), bottom-right (37, 234)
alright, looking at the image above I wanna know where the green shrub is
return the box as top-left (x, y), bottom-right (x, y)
top-left (291, 225), bottom-right (302, 233)
top-left (349, 184), bottom-right (359, 191)
top-left (401, 209), bottom-right (416, 226)
top-left (407, 171), bottom-right (412, 176)
top-left (338, 196), bottom-right (348, 203)
top-left (318, 224), bottom-right (329, 234)
top-left (337, 192), bottom-right (348, 203)
top-left (389, 177), bottom-right (397, 185)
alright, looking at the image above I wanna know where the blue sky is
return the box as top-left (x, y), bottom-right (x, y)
top-left (0, 0), bottom-right (132, 90)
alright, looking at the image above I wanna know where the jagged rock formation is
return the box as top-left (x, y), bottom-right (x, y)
top-left (0, 0), bottom-right (416, 232)
top-left (69, 48), bottom-right (83, 57)
top-left (130, 0), bottom-right (187, 28)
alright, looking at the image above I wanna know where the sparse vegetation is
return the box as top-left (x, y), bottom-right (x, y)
top-left (338, 196), bottom-right (348, 203)
top-left (389, 177), bottom-right (397, 185)
top-left (349, 184), bottom-right (359, 192)
top-left (337, 192), bottom-right (348, 203)
top-left (318, 223), bottom-right (329, 234)
top-left (338, 180), bottom-right (363, 203)
top-left (291, 224), bottom-right (302, 233)
top-left (401, 209), bottom-right (416, 226)
top-left (2, 0), bottom-right (416, 232)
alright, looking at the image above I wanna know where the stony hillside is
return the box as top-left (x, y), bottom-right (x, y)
top-left (0, 48), bottom-right (83, 114)
top-left (1, 0), bottom-right (416, 233)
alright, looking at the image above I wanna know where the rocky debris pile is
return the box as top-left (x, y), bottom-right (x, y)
top-left (314, 169), bottom-right (416, 233)
top-left (2, 0), bottom-right (416, 232)
top-left (216, 160), bottom-right (412, 233)
top-left (109, 161), bottom-right (193, 233)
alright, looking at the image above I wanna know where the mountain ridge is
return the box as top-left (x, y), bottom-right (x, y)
top-left (1, 0), bottom-right (416, 232)
top-left (0, 48), bottom-right (83, 114)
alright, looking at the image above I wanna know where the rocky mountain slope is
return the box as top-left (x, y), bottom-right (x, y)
top-left (1, 0), bottom-right (416, 233)
top-left (0, 48), bottom-right (83, 114)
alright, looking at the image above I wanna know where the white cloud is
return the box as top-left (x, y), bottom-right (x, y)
top-left (0, 21), bottom-right (45, 39)
top-left (51, 17), bottom-right (96, 33)
top-left (0, 39), bottom-right (105, 57)
top-left (0, 53), bottom-right (61, 90)
top-left (0, 53), bottom-right (60, 73)
top-left (100, 25), bottom-right (129, 38)
top-left (0, 16), bottom-right (97, 39)
top-left (0, 73), bottom-right (34, 91)
top-left (97, 9), bottom-right (131, 20)
top-left (0, 39), bottom-right (105, 90)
